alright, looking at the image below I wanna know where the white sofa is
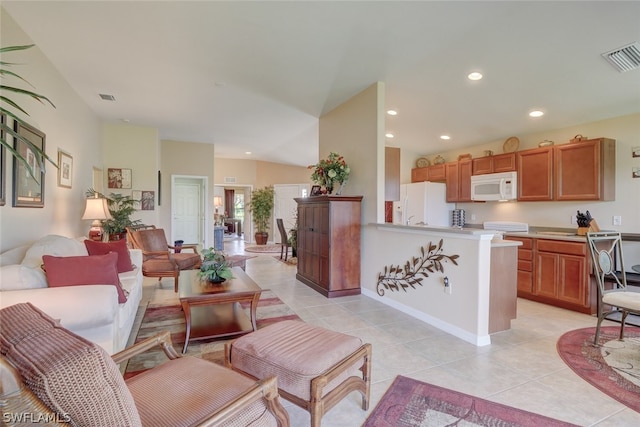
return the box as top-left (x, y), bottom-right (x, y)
top-left (0, 235), bottom-right (143, 354)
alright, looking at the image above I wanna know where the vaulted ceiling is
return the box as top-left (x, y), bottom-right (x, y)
top-left (3, 1), bottom-right (639, 167)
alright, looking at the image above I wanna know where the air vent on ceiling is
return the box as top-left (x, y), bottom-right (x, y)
top-left (224, 177), bottom-right (237, 184)
top-left (601, 42), bottom-right (640, 72)
top-left (99, 93), bottom-right (116, 101)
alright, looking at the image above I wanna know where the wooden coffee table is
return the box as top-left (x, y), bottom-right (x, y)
top-left (178, 267), bottom-right (263, 353)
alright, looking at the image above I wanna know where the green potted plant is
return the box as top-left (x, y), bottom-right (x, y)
top-left (249, 185), bottom-right (274, 245)
top-left (1, 45), bottom-right (57, 180)
top-left (86, 189), bottom-right (141, 241)
top-left (198, 248), bottom-right (233, 283)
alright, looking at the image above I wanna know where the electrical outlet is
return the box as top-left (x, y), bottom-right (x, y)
top-left (613, 215), bottom-right (622, 226)
top-left (443, 276), bottom-right (452, 294)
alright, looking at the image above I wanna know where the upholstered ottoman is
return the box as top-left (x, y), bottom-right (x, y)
top-left (224, 320), bottom-right (371, 427)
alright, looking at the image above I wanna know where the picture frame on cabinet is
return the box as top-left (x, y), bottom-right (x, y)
top-left (310, 185), bottom-right (321, 196)
top-left (12, 121), bottom-right (45, 208)
top-left (57, 150), bottom-right (73, 188)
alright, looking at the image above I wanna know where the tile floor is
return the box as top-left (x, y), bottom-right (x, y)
top-left (135, 238), bottom-right (640, 426)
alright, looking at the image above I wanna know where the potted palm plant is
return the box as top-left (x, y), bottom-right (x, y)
top-left (86, 189), bottom-right (141, 241)
top-left (249, 185), bottom-right (274, 245)
top-left (1, 45), bottom-right (57, 180)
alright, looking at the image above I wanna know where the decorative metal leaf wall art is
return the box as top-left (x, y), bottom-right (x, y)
top-left (377, 239), bottom-right (459, 296)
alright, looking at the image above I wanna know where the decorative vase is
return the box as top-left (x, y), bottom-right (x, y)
top-left (207, 277), bottom-right (226, 284)
top-left (335, 182), bottom-right (346, 195)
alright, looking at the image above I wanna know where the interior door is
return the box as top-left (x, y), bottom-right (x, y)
top-left (172, 177), bottom-right (204, 246)
top-left (273, 184), bottom-right (309, 243)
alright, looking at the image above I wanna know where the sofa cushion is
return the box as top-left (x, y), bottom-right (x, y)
top-left (42, 252), bottom-right (128, 303)
top-left (0, 303), bottom-right (142, 426)
top-left (21, 235), bottom-right (88, 269)
top-left (0, 264), bottom-right (47, 291)
top-left (84, 239), bottom-right (135, 273)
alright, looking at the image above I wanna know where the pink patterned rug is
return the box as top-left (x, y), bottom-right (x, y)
top-left (124, 291), bottom-right (300, 378)
top-left (364, 376), bottom-right (578, 427)
top-left (556, 325), bottom-right (640, 412)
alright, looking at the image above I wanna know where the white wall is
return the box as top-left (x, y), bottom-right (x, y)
top-left (1, 11), bottom-right (102, 251)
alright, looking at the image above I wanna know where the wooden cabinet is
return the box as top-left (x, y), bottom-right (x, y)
top-left (411, 164), bottom-right (446, 183)
top-left (445, 159), bottom-right (472, 202)
top-left (517, 147), bottom-right (554, 201)
top-left (472, 153), bottom-right (516, 175)
top-left (517, 138), bottom-right (615, 202)
top-left (489, 245), bottom-right (518, 333)
top-left (506, 236), bottom-right (595, 314)
top-left (554, 138), bottom-right (615, 201)
top-left (295, 195), bottom-right (362, 298)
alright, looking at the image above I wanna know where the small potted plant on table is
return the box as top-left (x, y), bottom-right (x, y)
top-left (198, 248), bottom-right (233, 283)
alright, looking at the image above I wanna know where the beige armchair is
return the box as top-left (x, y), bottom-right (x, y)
top-left (0, 302), bottom-right (289, 427)
top-left (127, 226), bottom-right (202, 291)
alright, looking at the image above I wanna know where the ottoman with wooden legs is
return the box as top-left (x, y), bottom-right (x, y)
top-left (224, 320), bottom-right (372, 427)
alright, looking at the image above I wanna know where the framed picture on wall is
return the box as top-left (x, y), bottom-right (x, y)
top-left (107, 168), bottom-right (132, 189)
top-left (57, 150), bottom-right (73, 188)
top-left (12, 121), bottom-right (45, 208)
top-left (141, 190), bottom-right (155, 210)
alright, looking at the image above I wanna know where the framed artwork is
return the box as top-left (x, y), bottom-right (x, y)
top-left (57, 150), bottom-right (73, 188)
top-left (12, 121), bottom-right (45, 208)
top-left (141, 190), bottom-right (155, 210)
top-left (107, 168), bottom-right (132, 189)
top-left (132, 190), bottom-right (142, 209)
top-left (0, 113), bottom-right (5, 206)
top-left (310, 185), bottom-right (321, 196)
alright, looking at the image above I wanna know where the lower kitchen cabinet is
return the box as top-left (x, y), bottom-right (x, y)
top-left (506, 236), bottom-right (595, 314)
top-left (295, 195), bottom-right (363, 298)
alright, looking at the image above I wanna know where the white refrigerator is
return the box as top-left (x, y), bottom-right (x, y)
top-left (392, 182), bottom-right (454, 226)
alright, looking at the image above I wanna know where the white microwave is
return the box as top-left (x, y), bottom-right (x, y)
top-left (471, 171), bottom-right (517, 201)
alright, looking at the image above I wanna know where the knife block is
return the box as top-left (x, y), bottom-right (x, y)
top-left (577, 219), bottom-right (600, 235)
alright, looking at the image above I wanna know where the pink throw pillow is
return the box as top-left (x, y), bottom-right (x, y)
top-left (42, 253), bottom-right (127, 303)
top-left (84, 239), bottom-right (134, 273)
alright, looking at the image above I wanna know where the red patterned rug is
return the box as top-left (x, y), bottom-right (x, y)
top-left (556, 325), bottom-right (640, 412)
top-left (364, 376), bottom-right (578, 426)
top-left (123, 290), bottom-right (300, 378)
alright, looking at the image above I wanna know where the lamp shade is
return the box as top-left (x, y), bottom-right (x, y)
top-left (214, 196), bottom-right (223, 207)
top-left (82, 197), bottom-right (112, 220)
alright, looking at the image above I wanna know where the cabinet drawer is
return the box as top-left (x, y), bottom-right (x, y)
top-left (518, 260), bottom-right (533, 272)
top-left (507, 237), bottom-right (532, 249)
top-left (518, 248), bottom-right (532, 261)
top-left (536, 239), bottom-right (586, 256)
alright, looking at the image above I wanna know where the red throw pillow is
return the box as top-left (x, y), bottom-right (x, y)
top-left (84, 239), bottom-right (134, 273)
top-left (42, 253), bottom-right (127, 303)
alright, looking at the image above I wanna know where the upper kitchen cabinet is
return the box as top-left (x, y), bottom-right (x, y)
top-left (472, 153), bottom-right (516, 175)
top-left (411, 164), bottom-right (446, 183)
top-left (554, 138), bottom-right (615, 201)
top-left (517, 146), bottom-right (554, 201)
top-left (445, 159), bottom-right (472, 202)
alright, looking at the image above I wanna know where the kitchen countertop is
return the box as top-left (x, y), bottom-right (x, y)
top-left (504, 231), bottom-right (587, 243)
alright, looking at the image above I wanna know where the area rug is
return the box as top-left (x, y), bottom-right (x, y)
top-left (364, 375), bottom-right (578, 427)
top-left (245, 244), bottom-right (286, 253)
top-left (557, 325), bottom-right (640, 412)
top-left (273, 255), bottom-right (297, 265)
top-left (124, 290), bottom-right (300, 378)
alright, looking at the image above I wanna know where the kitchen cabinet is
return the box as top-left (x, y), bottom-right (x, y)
top-left (506, 236), bottom-right (595, 314)
top-left (295, 195), bottom-right (362, 298)
top-left (489, 245), bottom-right (518, 333)
top-left (517, 146), bottom-right (553, 201)
top-left (411, 164), bottom-right (446, 183)
top-left (554, 138), bottom-right (615, 201)
top-left (445, 159), bottom-right (472, 202)
top-left (472, 153), bottom-right (516, 175)
top-left (517, 138), bottom-right (615, 202)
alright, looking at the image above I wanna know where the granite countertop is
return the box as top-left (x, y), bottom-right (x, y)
top-left (504, 231), bottom-right (587, 243)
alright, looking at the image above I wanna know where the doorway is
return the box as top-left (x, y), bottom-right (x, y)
top-left (214, 185), bottom-right (253, 243)
top-left (172, 176), bottom-right (208, 247)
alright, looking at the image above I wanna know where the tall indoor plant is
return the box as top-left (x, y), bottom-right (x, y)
top-left (249, 185), bottom-right (274, 245)
top-left (1, 45), bottom-right (57, 180)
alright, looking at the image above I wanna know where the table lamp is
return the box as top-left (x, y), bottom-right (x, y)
top-left (82, 194), bottom-right (112, 241)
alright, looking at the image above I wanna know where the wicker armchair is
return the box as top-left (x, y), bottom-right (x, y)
top-left (0, 303), bottom-right (290, 427)
top-left (127, 225), bottom-right (202, 291)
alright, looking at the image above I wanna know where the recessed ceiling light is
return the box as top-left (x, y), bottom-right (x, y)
top-left (385, 133), bottom-right (394, 138)
top-left (121, 119), bottom-right (130, 123)
top-left (467, 72), bottom-right (483, 81)
top-left (245, 151), bottom-right (252, 155)
top-left (440, 135), bottom-right (451, 140)
top-left (529, 110), bottom-right (544, 117)
top-left (387, 109), bottom-right (398, 116)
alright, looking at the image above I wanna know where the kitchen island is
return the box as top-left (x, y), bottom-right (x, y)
top-left (361, 223), bottom-right (521, 346)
